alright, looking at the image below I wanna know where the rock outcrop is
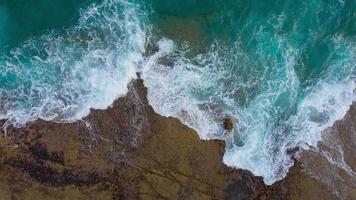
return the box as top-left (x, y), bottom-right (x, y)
top-left (0, 78), bottom-right (354, 200)
top-left (298, 102), bottom-right (356, 200)
top-left (223, 117), bottom-right (234, 131)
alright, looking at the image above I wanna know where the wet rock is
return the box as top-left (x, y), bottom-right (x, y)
top-left (223, 117), bottom-right (234, 131)
top-left (5, 159), bottom-right (99, 187)
top-left (156, 55), bottom-right (175, 67)
top-left (298, 102), bottom-right (356, 200)
top-left (0, 78), bottom-right (352, 199)
top-left (144, 39), bottom-right (160, 56)
top-left (28, 143), bottom-right (64, 165)
top-left (0, 78), bottom-right (266, 199)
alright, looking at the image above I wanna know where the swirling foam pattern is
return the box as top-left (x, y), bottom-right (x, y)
top-left (0, 0), bottom-right (146, 127)
top-left (142, 0), bottom-right (356, 184)
top-left (1, 0), bottom-right (355, 184)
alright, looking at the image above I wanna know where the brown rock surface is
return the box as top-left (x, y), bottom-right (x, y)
top-left (298, 102), bottom-right (356, 200)
top-left (223, 117), bottom-right (234, 131)
top-left (0, 78), bottom-right (354, 200)
top-left (0, 79), bottom-right (264, 199)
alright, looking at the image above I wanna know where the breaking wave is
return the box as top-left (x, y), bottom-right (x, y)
top-left (1, 0), bottom-right (355, 185)
top-left (0, 0), bottom-right (146, 127)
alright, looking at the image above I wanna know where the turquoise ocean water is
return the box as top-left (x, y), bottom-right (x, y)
top-left (0, 0), bottom-right (355, 184)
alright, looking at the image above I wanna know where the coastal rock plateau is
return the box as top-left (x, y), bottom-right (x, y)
top-left (0, 78), bottom-right (354, 200)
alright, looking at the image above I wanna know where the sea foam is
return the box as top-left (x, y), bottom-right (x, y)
top-left (0, 0), bottom-right (355, 186)
top-left (143, 35), bottom-right (355, 184)
top-left (0, 0), bottom-right (146, 127)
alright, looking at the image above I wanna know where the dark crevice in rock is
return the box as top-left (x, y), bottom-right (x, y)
top-left (28, 143), bottom-right (64, 165)
top-left (5, 159), bottom-right (100, 187)
top-left (0, 78), bottom-right (350, 199)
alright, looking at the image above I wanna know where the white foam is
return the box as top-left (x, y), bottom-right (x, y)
top-left (143, 36), bottom-right (355, 184)
top-left (1, 0), bottom-right (355, 186)
top-left (0, 0), bottom-right (146, 127)
top-left (143, 38), bottom-right (222, 139)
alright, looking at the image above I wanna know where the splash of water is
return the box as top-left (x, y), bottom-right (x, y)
top-left (0, 0), bottom-right (146, 127)
top-left (0, 0), bottom-right (355, 185)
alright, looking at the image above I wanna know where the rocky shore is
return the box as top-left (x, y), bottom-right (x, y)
top-left (0, 78), bottom-right (354, 200)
